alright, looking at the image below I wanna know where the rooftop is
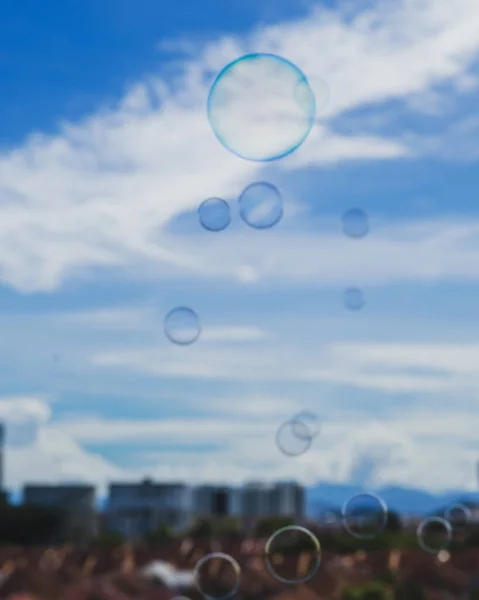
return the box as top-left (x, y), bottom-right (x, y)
top-left (0, 539), bottom-right (476, 600)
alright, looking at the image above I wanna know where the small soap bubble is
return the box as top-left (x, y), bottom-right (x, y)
top-left (193, 552), bottom-right (241, 600)
top-left (164, 307), bottom-right (201, 345)
top-left (207, 53), bottom-right (316, 162)
top-left (342, 492), bottom-right (388, 539)
top-left (417, 517), bottom-right (452, 554)
top-left (444, 503), bottom-right (471, 533)
top-left (264, 525), bottom-right (322, 584)
top-left (238, 181), bottom-right (283, 229)
top-left (342, 208), bottom-right (369, 238)
top-left (198, 198), bottom-right (231, 232)
top-left (344, 287), bottom-right (365, 311)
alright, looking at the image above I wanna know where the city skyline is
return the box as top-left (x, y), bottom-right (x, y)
top-left (20, 478), bottom-right (306, 540)
top-left (0, 0), bottom-right (478, 495)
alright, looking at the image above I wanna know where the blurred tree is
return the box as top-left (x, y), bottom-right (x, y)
top-left (465, 525), bottom-right (479, 547)
top-left (341, 582), bottom-right (392, 600)
top-left (394, 581), bottom-right (426, 600)
top-left (0, 503), bottom-right (64, 545)
top-left (90, 530), bottom-right (126, 547)
top-left (376, 567), bottom-right (396, 586)
top-left (215, 517), bottom-right (240, 537)
top-left (385, 511), bottom-right (402, 533)
top-left (253, 516), bottom-right (295, 537)
top-left (187, 518), bottom-right (214, 538)
top-left (187, 516), bottom-right (240, 538)
top-left (144, 524), bottom-right (175, 544)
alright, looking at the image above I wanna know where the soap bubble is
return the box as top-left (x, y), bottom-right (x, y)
top-left (342, 492), bottom-right (388, 539)
top-left (194, 552), bottom-right (241, 600)
top-left (291, 411), bottom-right (320, 440)
top-left (344, 287), bottom-right (365, 311)
top-left (417, 517), bottom-right (452, 554)
top-left (164, 307), bottom-right (201, 345)
top-left (198, 198), bottom-right (231, 232)
top-left (238, 181), bottom-right (283, 229)
top-left (342, 208), bottom-right (369, 238)
top-left (276, 420), bottom-right (312, 457)
top-left (264, 525), bottom-right (321, 584)
top-left (208, 53), bottom-right (316, 162)
top-left (444, 503), bottom-right (471, 533)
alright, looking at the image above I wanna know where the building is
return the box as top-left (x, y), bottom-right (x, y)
top-left (0, 422), bottom-right (4, 492)
top-left (107, 478), bottom-right (191, 538)
top-left (23, 484), bottom-right (97, 542)
top-left (238, 481), bottom-right (305, 531)
top-left (191, 485), bottom-right (240, 519)
top-left (240, 481), bottom-right (304, 518)
top-left (269, 482), bottom-right (305, 520)
top-left (240, 482), bottom-right (271, 518)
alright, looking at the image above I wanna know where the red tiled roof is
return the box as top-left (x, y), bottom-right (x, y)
top-left (0, 541), bottom-right (476, 599)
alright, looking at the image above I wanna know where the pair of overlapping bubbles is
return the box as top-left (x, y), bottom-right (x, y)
top-left (337, 494), bottom-right (473, 552)
top-left (416, 502), bottom-right (472, 554)
top-left (276, 411), bottom-right (320, 457)
top-left (198, 181), bottom-right (283, 232)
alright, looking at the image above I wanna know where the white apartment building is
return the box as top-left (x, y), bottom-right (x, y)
top-left (191, 485), bottom-right (241, 519)
top-left (106, 478), bottom-right (305, 537)
top-left (269, 482), bottom-right (305, 520)
top-left (238, 481), bottom-right (305, 529)
top-left (190, 481), bottom-right (305, 520)
top-left (240, 482), bottom-right (272, 517)
top-left (107, 479), bottom-right (191, 538)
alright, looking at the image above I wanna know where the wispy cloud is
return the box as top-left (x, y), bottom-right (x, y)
top-left (90, 335), bottom-right (479, 395)
top-left (1, 0), bottom-right (479, 493)
top-left (0, 0), bottom-right (477, 292)
top-left (0, 389), bottom-right (476, 492)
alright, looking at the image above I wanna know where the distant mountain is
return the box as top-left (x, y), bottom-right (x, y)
top-left (306, 482), bottom-right (479, 517)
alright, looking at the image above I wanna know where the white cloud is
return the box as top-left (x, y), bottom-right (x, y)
top-left (90, 333), bottom-right (474, 394)
top-left (0, 396), bottom-right (120, 492)
top-left (144, 218), bottom-right (479, 287)
top-left (2, 0), bottom-right (479, 494)
top-left (0, 0), bottom-right (476, 291)
top-left (61, 309), bottom-right (272, 341)
top-left (41, 406), bottom-right (479, 492)
top-left (200, 326), bottom-right (272, 342)
top-left (59, 308), bottom-right (150, 330)
top-left (0, 390), bottom-right (476, 493)
top-left (8, 430), bottom-right (122, 493)
top-left (334, 341), bottom-right (479, 376)
top-left (0, 397), bottom-right (52, 447)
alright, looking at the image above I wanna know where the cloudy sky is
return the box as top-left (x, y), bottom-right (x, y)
top-left (1, 0), bottom-right (479, 496)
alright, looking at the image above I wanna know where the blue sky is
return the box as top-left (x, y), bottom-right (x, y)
top-left (1, 0), bottom-right (479, 495)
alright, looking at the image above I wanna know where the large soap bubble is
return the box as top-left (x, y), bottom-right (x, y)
top-left (207, 53), bottom-right (316, 162)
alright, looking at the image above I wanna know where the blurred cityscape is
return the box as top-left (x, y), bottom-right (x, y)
top-left (2, 420), bottom-right (479, 599)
